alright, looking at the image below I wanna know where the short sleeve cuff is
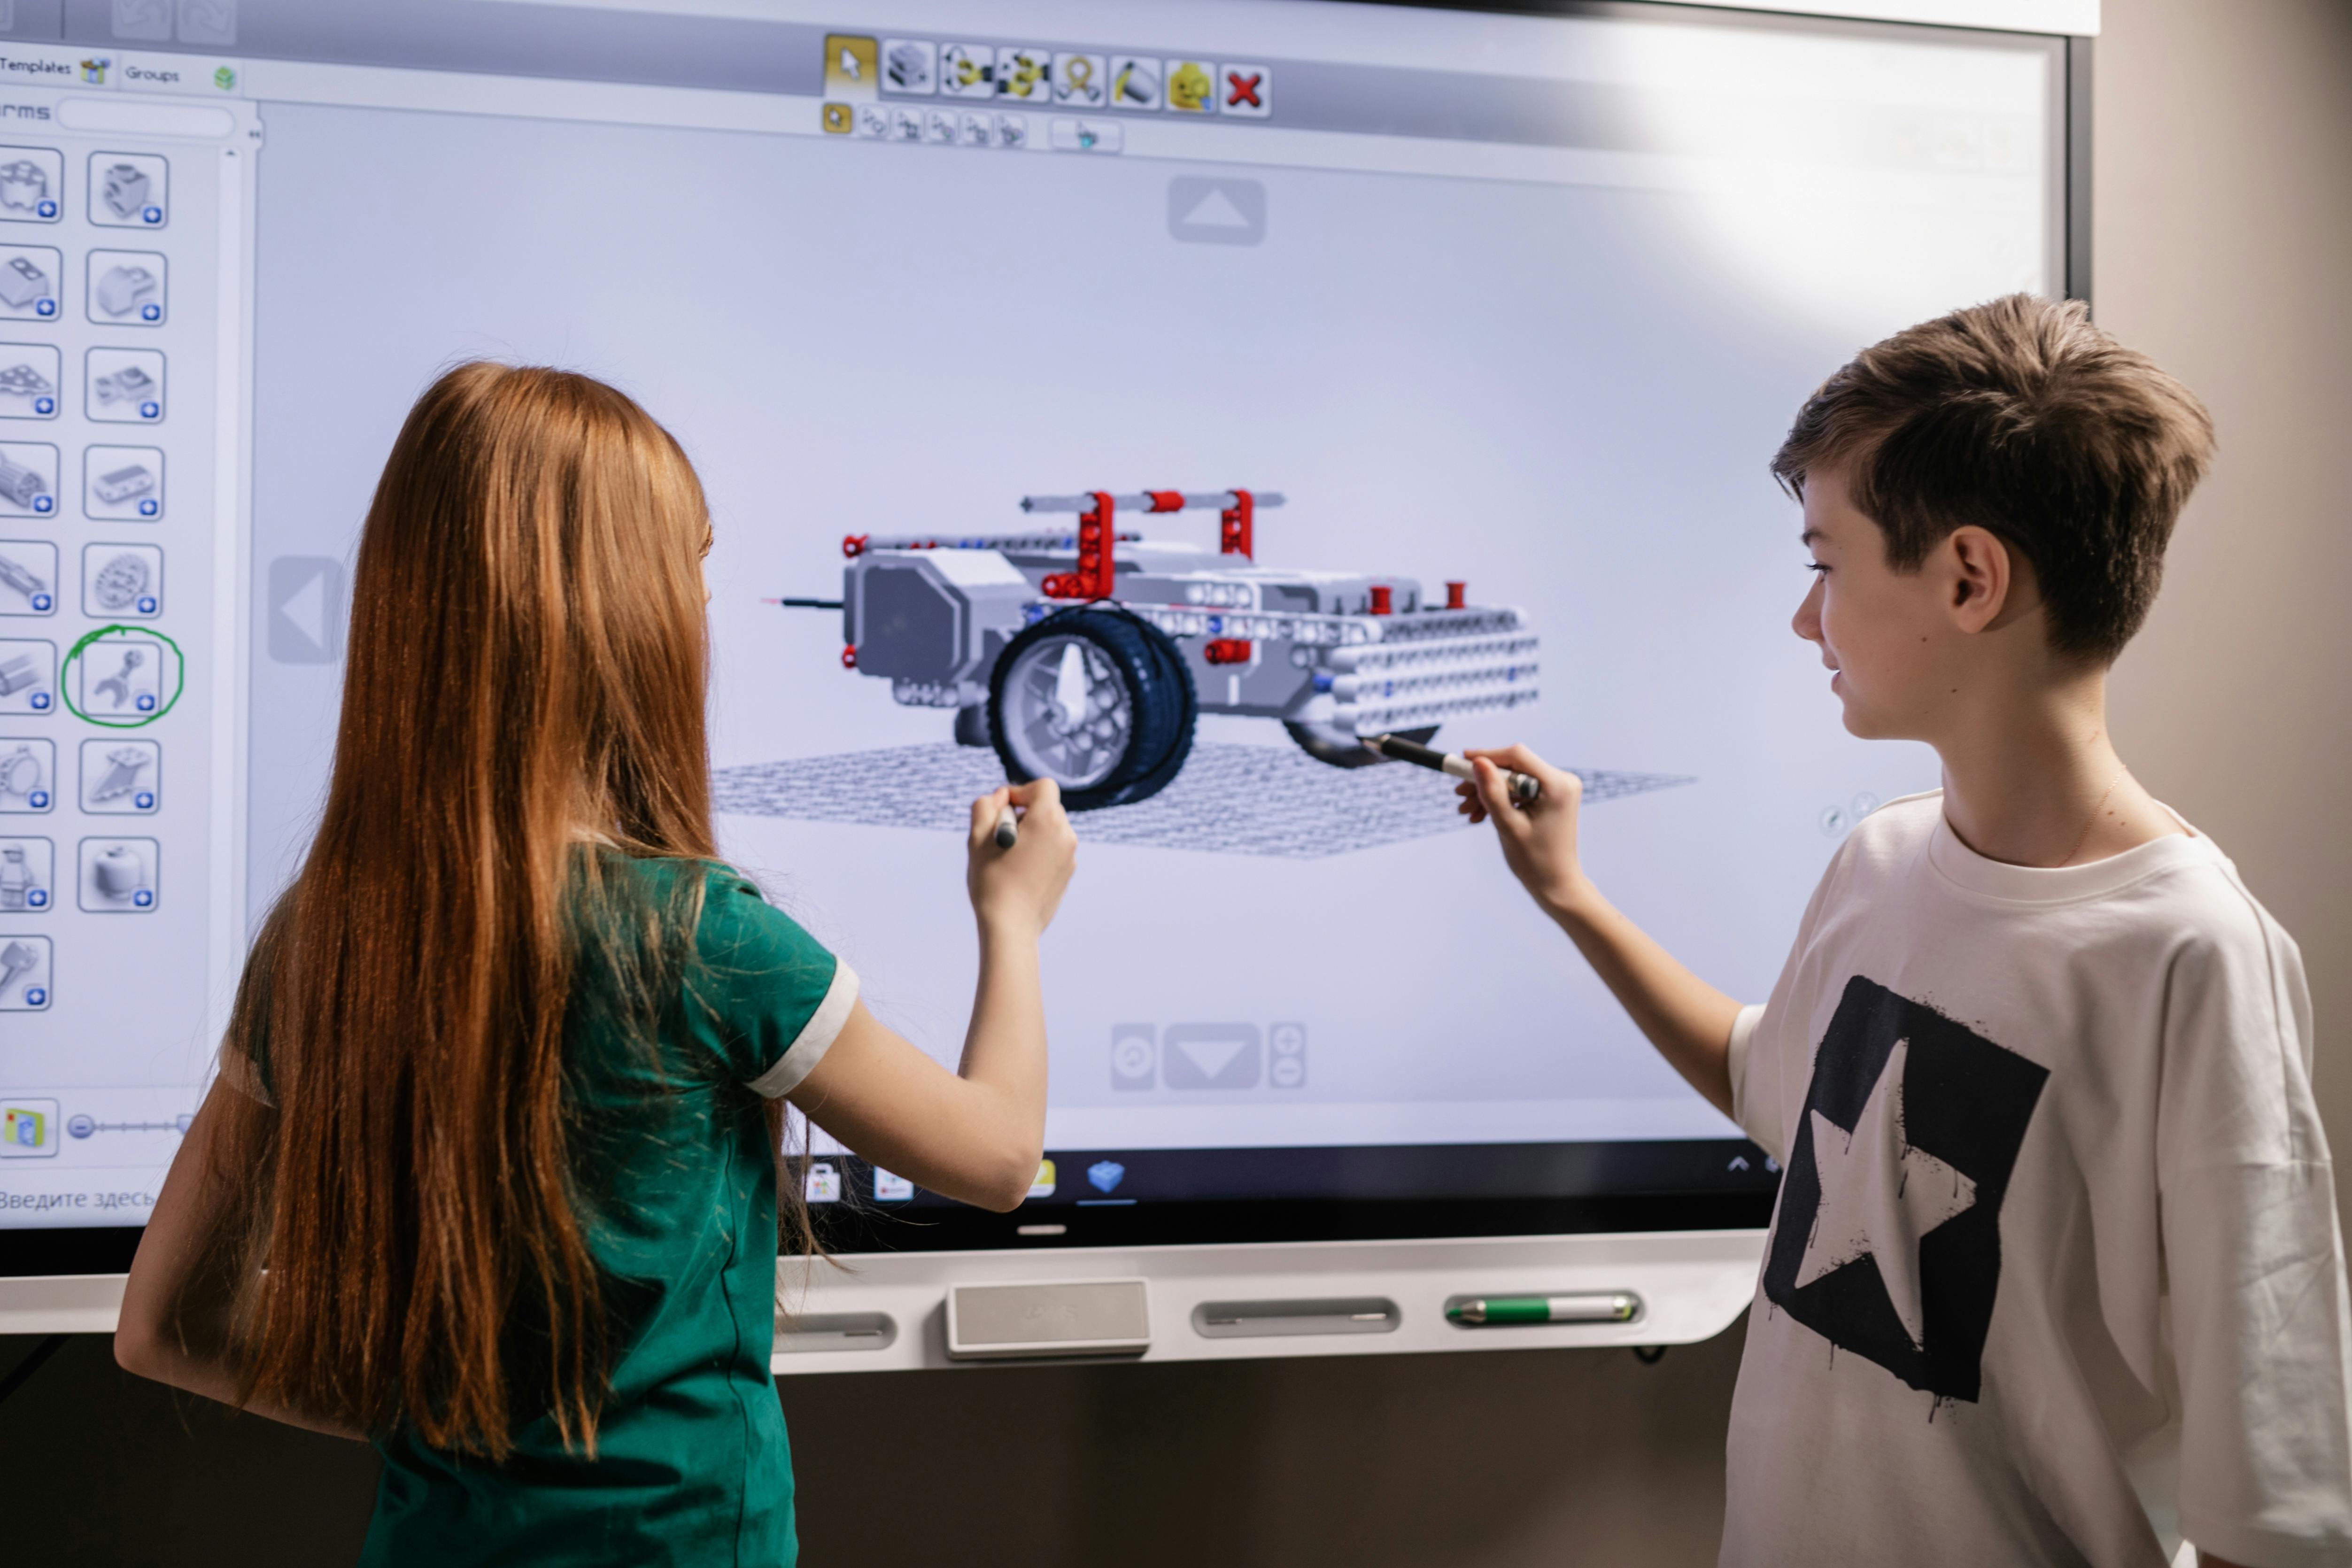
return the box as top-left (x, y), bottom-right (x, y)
top-left (1727, 1004), bottom-right (1764, 1128)
top-left (746, 959), bottom-right (859, 1100)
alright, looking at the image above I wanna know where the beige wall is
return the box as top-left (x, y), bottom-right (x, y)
top-left (2098, 0), bottom-right (2352, 1217)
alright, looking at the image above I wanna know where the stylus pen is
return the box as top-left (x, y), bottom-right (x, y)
top-left (1363, 733), bottom-right (1541, 803)
top-left (1448, 1293), bottom-right (1640, 1326)
top-left (993, 805), bottom-right (1019, 850)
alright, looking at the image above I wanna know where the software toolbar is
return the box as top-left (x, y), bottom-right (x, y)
top-left (0, 77), bottom-right (257, 1210)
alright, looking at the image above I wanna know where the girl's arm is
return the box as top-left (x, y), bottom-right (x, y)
top-left (787, 779), bottom-right (1076, 1213)
top-left (1458, 745), bottom-right (1744, 1119)
top-left (115, 1083), bottom-right (366, 1438)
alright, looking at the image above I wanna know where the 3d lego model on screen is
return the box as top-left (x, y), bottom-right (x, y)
top-left (779, 488), bottom-right (1540, 809)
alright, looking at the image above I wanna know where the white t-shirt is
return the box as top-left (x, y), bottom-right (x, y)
top-left (1724, 791), bottom-right (2352, 1568)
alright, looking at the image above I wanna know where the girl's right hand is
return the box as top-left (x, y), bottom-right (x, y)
top-left (967, 779), bottom-right (1076, 937)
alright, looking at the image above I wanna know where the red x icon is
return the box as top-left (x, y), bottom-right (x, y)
top-left (1224, 70), bottom-right (1262, 109)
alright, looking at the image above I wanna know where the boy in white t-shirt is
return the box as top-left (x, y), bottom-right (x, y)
top-left (1461, 295), bottom-right (2352, 1568)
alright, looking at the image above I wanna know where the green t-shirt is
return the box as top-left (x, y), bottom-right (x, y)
top-left (355, 857), bottom-right (854, 1568)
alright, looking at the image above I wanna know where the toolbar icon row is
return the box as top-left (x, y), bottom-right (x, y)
top-left (827, 36), bottom-right (1272, 119)
top-left (826, 102), bottom-right (1033, 150)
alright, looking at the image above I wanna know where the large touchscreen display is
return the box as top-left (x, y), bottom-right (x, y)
top-left (0, 0), bottom-right (2061, 1247)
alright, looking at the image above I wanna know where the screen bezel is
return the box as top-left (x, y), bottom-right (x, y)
top-left (0, 0), bottom-right (2086, 1282)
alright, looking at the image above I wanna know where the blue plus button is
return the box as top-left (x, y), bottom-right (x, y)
top-left (34, 299), bottom-right (52, 317)
top-left (133, 888), bottom-right (152, 907)
top-left (23, 985), bottom-right (43, 1006)
top-left (139, 400), bottom-right (159, 419)
top-left (30, 591), bottom-right (47, 610)
top-left (26, 788), bottom-right (46, 808)
top-left (29, 691), bottom-right (46, 710)
top-left (26, 888), bottom-right (44, 907)
top-left (138, 499), bottom-right (157, 517)
top-left (135, 693), bottom-right (154, 711)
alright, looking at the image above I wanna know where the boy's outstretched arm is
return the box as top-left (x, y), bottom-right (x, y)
top-left (1460, 746), bottom-right (1744, 1120)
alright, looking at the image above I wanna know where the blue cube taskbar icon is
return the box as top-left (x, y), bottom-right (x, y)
top-left (1086, 1159), bottom-right (1125, 1194)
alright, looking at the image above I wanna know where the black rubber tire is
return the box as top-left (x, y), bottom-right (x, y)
top-left (1284, 721), bottom-right (1438, 769)
top-left (989, 607), bottom-right (1197, 811)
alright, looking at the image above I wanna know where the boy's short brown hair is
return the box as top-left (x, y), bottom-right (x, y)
top-left (1771, 294), bottom-right (2214, 664)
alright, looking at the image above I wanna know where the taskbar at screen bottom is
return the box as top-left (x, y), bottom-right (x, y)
top-left (805, 1138), bottom-right (1782, 1253)
top-left (0, 1139), bottom-right (1784, 1276)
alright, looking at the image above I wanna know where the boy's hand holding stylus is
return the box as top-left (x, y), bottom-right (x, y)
top-left (1458, 743), bottom-right (1743, 1120)
top-left (1456, 745), bottom-right (1588, 919)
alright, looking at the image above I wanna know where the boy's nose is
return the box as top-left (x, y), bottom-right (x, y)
top-left (1792, 578), bottom-right (1825, 642)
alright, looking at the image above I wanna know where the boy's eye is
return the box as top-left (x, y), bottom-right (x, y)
top-left (1805, 561), bottom-right (1830, 576)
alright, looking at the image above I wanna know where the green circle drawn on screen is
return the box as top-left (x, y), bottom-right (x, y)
top-left (59, 624), bottom-right (186, 727)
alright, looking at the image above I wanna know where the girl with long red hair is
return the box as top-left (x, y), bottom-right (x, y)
top-left (113, 363), bottom-right (1076, 1564)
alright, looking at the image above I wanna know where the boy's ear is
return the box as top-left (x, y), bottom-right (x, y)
top-left (1944, 525), bottom-right (2022, 635)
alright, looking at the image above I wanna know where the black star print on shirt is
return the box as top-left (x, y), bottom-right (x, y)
top-left (1762, 975), bottom-right (2049, 1402)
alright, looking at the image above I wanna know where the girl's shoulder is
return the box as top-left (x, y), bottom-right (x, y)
top-left (585, 850), bottom-right (832, 977)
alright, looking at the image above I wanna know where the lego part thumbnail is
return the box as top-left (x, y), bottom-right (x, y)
top-left (0, 255), bottom-right (48, 309)
top-left (94, 264), bottom-right (158, 317)
top-left (0, 935), bottom-right (47, 1008)
top-left (87, 550), bottom-right (151, 610)
top-left (93, 364), bottom-right (156, 405)
top-left (90, 646), bottom-right (145, 708)
top-left (0, 741), bottom-right (47, 807)
top-left (81, 836), bottom-right (156, 911)
top-left (87, 744), bottom-right (153, 803)
top-left (0, 161), bottom-right (46, 214)
top-left (0, 363), bottom-right (54, 422)
top-left (0, 548), bottom-right (45, 602)
top-left (0, 452), bottom-right (48, 510)
top-left (0, 839), bottom-right (46, 910)
top-left (93, 463), bottom-right (155, 505)
top-left (0, 649), bottom-right (54, 717)
top-left (0, 361), bottom-right (53, 399)
top-left (101, 162), bottom-right (151, 220)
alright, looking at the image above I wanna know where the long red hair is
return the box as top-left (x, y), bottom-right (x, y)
top-left (198, 363), bottom-right (774, 1456)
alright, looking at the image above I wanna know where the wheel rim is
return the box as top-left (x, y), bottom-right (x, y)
top-left (1000, 634), bottom-right (1133, 789)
